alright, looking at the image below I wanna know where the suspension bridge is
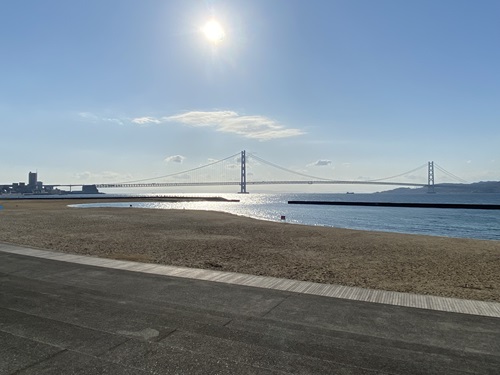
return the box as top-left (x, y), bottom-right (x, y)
top-left (87, 151), bottom-right (466, 194)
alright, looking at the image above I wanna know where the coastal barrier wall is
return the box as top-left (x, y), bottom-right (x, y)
top-left (288, 201), bottom-right (500, 210)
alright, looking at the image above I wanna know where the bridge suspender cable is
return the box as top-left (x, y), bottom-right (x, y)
top-left (365, 163), bottom-right (428, 182)
top-left (434, 163), bottom-right (468, 183)
top-left (251, 154), bottom-right (430, 184)
top-left (250, 154), bottom-right (335, 181)
top-left (93, 150), bottom-right (468, 192)
top-left (115, 152), bottom-right (240, 184)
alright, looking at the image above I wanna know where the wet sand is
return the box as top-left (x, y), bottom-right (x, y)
top-left (1, 198), bottom-right (499, 302)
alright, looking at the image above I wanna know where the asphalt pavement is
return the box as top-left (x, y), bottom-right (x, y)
top-left (1, 245), bottom-right (499, 374)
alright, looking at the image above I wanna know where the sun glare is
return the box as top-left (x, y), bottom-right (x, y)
top-left (202, 19), bottom-right (225, 44)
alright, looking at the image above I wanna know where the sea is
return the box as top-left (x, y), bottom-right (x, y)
top-left (70, 193), bottom-right (500, 241)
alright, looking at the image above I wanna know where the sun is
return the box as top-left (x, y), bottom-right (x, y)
top-left (202, 19), bottom-right (225, 44)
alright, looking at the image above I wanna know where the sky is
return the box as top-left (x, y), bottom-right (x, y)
top-left (1, 0), bottom-right (499, 193)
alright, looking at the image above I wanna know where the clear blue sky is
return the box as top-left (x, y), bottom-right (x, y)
top-left (1, 0), bottom-right (499, 192)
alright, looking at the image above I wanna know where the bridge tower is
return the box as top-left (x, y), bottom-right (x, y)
top-left (239, 150), bottom-right (248, 194)
top-left (428, 161), bottom-right (435, 193)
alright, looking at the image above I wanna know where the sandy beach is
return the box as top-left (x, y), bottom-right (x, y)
top-left (1, 198), bottom-right (499, 302)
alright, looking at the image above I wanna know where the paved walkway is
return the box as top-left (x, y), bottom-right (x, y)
top-left (2, 243), bottom-right (499, 318)
top-left (1, 243), bottom-right (500, 374)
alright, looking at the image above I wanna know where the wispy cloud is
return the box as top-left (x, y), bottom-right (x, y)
top-left (78, 112), bottom-right (124, 125)
top-left (131, 117), bottom-right (161, 125)
top-left (172, 173), bottom-right (191, 180)
top-left (308, 160), bottom-right (332, 167)
top-left (403, 174), bottom-right (420, 180)
top-left (78, 112), bottom-right (97, 121)
top-left (74, 171), bottom-right (132, 181)
top-left (81, 110), bottom-right (305, 141)
top-left (130, 111), bottom-right (305, 141)
top-left (164, 155), bottom-right (185, 163)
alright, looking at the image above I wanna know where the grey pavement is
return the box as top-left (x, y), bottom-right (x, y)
top-left (1, 245), bottom-right (499, 374)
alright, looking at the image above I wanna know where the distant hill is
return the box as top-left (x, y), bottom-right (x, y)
top-left (378, 181), bottom-right (500, 194)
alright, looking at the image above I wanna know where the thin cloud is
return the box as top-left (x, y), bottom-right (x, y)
top-left (404, 174), bottom-right (420, 180)
top-left (308, 160), bottom-right (332, 167)
top-left (105, 118), bottom-right (124, 125)
top-left (164, 155), bottom-right (185, 163)
top-left (132, 111), bottom-right (305, 141)
top-left (83, 110), bottom-right (305, 141)
top-left (131, 117), bottom-right (161, 125)
top-left (166, 111), bottom-right (235, 127)
top-left (74, 171), bottom-right (132, 181)
top-left (78, 112), bottom-right (98, 121)
top-left (74, 171), bottom-right (93, 180)
top-left (78, 112), bottom-right (124, 125)
top-left (172, 173), bottom-right (191, 180)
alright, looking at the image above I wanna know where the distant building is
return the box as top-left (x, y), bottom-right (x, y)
top-left (28, 171), bottom-right (37, 187)
top-left (1, 172), bottom-right (99, 195)
top-left (82, 185), bottom-right (99, 194)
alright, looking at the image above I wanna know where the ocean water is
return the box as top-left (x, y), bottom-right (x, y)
top-left (71, 193), bottom-right (500, 241)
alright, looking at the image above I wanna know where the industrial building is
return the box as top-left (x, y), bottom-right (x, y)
top-left (0, 172), bottom-right (99, 195)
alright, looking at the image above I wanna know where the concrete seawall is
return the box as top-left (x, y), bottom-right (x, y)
top-left (288, 201), bottom-right (500, 210)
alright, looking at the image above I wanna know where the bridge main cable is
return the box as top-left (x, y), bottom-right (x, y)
top-left (108, 152), bottom-right (241, 185)
top-left (94, 151), bottom-right (437, 191)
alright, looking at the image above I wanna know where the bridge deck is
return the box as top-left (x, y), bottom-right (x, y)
top-left (95, 180), bottom-right (428, 188)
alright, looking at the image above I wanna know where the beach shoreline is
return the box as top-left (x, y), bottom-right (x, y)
top-left (1, 198), bottom-right (499, 302)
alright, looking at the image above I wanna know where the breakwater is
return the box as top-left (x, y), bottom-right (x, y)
top-left (0, 195), bottom-right (239, 202)
top-left (288, 201), bottom-right (500, 210)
